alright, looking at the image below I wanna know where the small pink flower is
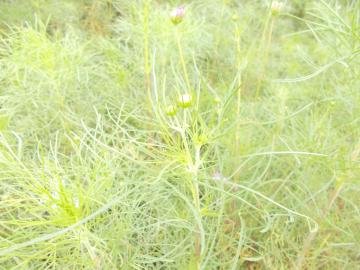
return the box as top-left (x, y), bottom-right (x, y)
top-left (170, 6), bottom-right (186, 25)
top-left (212, 172), bottom-right (224, 181)
top-left (212, 172), bottom-right (238, 191)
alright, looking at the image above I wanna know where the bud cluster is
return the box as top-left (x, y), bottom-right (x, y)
top-left (165, 93), bottom-right (193, 117)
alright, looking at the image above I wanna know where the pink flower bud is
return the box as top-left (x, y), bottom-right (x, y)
top-left (170, 6), bottom-right (186, 25)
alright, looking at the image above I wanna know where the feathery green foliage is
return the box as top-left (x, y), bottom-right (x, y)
top-left (0, 0), bottom-right (359, 269)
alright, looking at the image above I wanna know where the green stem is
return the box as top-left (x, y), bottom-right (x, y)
top-left (143, 1), bottom-right (152, 115)
top-left (177, 114), bottom-right (201, 269)
top-left (255, 15), bottom-right (275, 98)
top-left (175, 28), bottom-right (191, 92)
top-left (193, 145), bottom-right (201, 269)
top-left (235, 24), bottom-right (242, 155)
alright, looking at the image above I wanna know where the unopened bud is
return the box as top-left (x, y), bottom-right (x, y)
top-left (170, 6), bottom-right (186, 25)
top-left (178, 94), bottom-right (192, 108)
top-left (165, 105), bottom-right (178, 116)
top-left (271, 1), bottom-right (284, 16)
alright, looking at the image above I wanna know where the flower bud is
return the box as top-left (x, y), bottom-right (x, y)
top-left (232, 14), bottom-right (239, 22)
top-left (214, 97), bottom-right (221, 104)
top-left (271, 1), bottom-right (284, 16)
top-left (165, 105), bottom-right (178, 116)
top-left (170, 6), bottom-right (186, 25)
top-left (178, 93), bottom-right (192, 108)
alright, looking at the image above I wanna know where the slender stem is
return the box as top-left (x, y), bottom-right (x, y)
top-left (255, 15), bottom-right (275, 98)
top-left (175, 116), bottom-right (191, 163)
top-left (264, 18), bottom-right (275, 69)
top-left (177, 112), bottom-right (201, 269)
top-left (143, 1), bottom-right (152, 115)
top-left (193, 145), bottom-right (201, 269)
top-left (174, 21), bottom-right (200, 270)
top-left (235, 24), bottom-right (242, 154)
top-left (175, 28), bottom-right (191, 92)
top-left (214, 1), bottom-right (226, 52)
